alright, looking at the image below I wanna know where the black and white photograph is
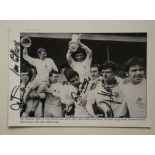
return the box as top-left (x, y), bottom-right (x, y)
top-left (9, 31), bottom-right (149, 127)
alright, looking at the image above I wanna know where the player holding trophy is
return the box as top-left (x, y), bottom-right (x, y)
top-left (21, 37), bottom-right (58, 117)
top-left (66, 34), bottom-right (92, 82)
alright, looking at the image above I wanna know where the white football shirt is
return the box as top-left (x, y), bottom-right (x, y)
top-left (89, 78), bottom-right (127, 117)
top-left (24, 56), bottom-right (58, 81)
top-left (62, 84), bottom-right (91, 117)
top-left (123, 79), bottom-right (147, 118)
top-left (70, 56), bottom-right (92, 81)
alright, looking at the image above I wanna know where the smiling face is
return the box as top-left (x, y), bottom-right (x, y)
top-left (69, 76), bottom-right (80, 88)
top-left (38, 51), bottom-right (47, 60)
top-left (75, 52), bottom-right (84, 62)
top-left (128, 65), bottom-right (144, 84)
top-left (50, 73), bottom-right (59, 83)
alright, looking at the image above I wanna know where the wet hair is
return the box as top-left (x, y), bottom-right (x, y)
top-left (64, 68), bottom-right (79, 82)
top-left (91, 64), bottom-right (101, 72)
top-left (37, 47), bottom-right (46, 54)
top-left (49, 70), bottom-right (59, 77)
top-left (101, 61), bottom-right (118, 72)
top-left (125, 57), bottom-right (145, 72)
top-left (72, 47), bottom-right (86, 61)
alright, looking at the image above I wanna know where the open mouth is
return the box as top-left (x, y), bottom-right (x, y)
top-left (135, 76), bottom-right (142, 80)
top-left (134, 76), bottom-right (143, 82)
top-left (78, 59), bottom-right (83, 62)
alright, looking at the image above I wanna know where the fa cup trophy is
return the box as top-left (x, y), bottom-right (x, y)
top-left (69, 34), bottom-right (81, 52)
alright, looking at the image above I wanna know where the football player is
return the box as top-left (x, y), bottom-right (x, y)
top-left (123, 57), bottom-right (147, 118)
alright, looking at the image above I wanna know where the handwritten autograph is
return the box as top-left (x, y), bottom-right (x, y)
top-left (10, 40), bottom-right (20, 62)
top-left (71, 77), bottom-right (90, 102)
top-left (10, 84), bottom-right (24, 111)
top-left (10, 40), bottom-right (20, 76)
top-left (97, 84), bottom-right (121, 105)
top-left (9, 39), bottom-right (22, 111)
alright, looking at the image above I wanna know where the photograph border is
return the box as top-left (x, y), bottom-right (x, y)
top-left (8, 24), bottom-right (150, 127)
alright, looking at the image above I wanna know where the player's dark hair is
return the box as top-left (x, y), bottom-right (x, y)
top-left (20, 64), bottom-right (31, 82)
top-left (49, 70), bottom-right (59, 77)
top-left (101, 61), bottom-right (118, 72)
top-left (37, 47), bottom-right (46, 54)
top-left (21, 64), bottom-right (30, 74)
top-left (64, 68), bottom-right (79, 82)
top-left (72, 47), bottom-right (86, 61)
top-left (91, 63), bottom-right (101, 72)
top-left (125, 57), bottom-right (145, 72)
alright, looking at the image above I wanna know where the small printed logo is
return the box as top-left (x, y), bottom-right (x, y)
top-left (114, 92), bottom-right (119, 98)
top-left (136, 97), bottom-right (143, 105)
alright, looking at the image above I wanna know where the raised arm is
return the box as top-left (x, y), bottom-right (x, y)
top-left (66, 49), bottom-right (75, 65)
top-left (51, 59), bottom-right (58, 72)
top-left (23, 47), bottom-right (36, 66)
top-left (23, 47), bottom-right (29, 59)
top-left (79, 41), bottom-right (92, 59)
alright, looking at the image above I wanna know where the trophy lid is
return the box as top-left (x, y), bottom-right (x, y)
top-left (69, 34), bottom-right (81, 45)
